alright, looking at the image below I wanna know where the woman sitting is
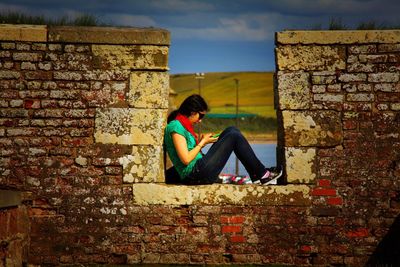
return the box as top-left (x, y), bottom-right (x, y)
top-left (164, 94), bottom-right (282, 185)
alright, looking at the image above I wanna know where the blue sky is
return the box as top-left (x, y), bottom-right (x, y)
top-left (1, 0), bottom-right (400, 73)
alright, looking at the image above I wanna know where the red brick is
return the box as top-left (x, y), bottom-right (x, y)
top-left (299, 245), bottom-right (312, 253)
top-left (220, 215), bottom-right (245, 224)
top-left (318, 179), bottom-right (331, 187)
top-left (343, 120), bottom-right (358, 130)
top-left (311, 188), bottom-right (337, 196)
top-left (347, 228), bottom-right (369, 238)
top-left (230, 235), bottom-right (246, 243)
top-left (24, 99), bottom-right (40, 109)
top-left (327, 197), bottom-right (343, 206)
top-left (222, 225), bottom-right (242, 233)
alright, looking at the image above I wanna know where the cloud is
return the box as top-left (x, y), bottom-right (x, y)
top-left (148, 0), bottom-right (215, 13)
top-left (170, 13), bottom-right (280, 41)
top-left (103, 14), bottom-right (157, 27)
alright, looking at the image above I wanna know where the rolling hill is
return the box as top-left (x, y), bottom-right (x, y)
top-left (169, 72), bottom-right (276, 118)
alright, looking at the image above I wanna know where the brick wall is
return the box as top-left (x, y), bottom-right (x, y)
top-left (276, 30), bottom-right (400, 266)
top-left (1, 25), bottom-right (400, 266)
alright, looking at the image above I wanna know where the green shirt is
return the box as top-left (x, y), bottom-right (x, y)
top-left (164, 120), bottom-right (202, 180)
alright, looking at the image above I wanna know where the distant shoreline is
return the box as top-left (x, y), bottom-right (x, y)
top-left (245, 133), bottom-right (277, 144)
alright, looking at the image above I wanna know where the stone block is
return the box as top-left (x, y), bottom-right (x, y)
top-left (375, 83), bottom-right (400, 92)
top-left (347, 93), bottom-right (374, 102)
top-left (277, 71), bottom-right (311, 109)
top-left (13, 52), bottom-right (42, 62)
top-left (378, 44), bottom-right (400, 52)
top-left (0, 24), bottom-right (47, 42)
top-left (282, 110), bottom-right (342, 146)
top-left (92, 45), bottom-right (169, 70)
top-left (285, 147), bottom-right (316, 184)
top-left (338, 73), bottom-right (367, 82)
top-left (128, 72), bottom-right (169, 108)
top-left (368, 72), bottom-right (400, 83)
top-left (94, 108), bottom-right (166, 145)
top-left (276, 45), bottom-right (346, 71)
top-left (0, 71), bottom-right (20, 79)
top-left (277, 30), bottom-right (400, 44)
top-left (48, 26), bottom-right (170, 45)
top-left (131, 184), bottom-right (311, 206)
top-left (313, 94), bottom-right (344, 103)
top-left (119, 145), bottom-right (164, 183)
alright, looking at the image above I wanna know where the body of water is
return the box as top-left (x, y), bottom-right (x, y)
top-left (203, 143), bottom-right (277, 176)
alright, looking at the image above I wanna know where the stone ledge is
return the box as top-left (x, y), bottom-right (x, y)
top-left (48, 26), bottom-right (170, 45)
top-left (277, 30), bottom-right (400, 44)
top-left (132, 183), bottom-right (311, 206)
top-left (0, 24), bottom-right (47, 42)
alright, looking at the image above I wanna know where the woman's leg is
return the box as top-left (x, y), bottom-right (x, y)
top-left (186, 126), bottom-right (266, 182)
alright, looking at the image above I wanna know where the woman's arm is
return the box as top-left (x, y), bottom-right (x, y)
top-left (172, 133), bottom-right (215, 165)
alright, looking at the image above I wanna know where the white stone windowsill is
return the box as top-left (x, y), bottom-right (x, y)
top-left (131, 183), bottom-right (311, 206)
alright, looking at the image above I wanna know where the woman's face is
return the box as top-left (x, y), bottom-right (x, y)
top-left (189, 111), bottom-right (206, 124)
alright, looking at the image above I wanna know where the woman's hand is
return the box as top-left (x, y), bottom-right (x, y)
top-left (199, 133), bottom-right (218, 146)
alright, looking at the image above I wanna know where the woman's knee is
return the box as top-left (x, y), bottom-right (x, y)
top-left (224, 126), bottom-right (240, 134)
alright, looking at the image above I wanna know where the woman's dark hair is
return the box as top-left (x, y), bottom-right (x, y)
top-left (167, 94), bottom-right (208, 123)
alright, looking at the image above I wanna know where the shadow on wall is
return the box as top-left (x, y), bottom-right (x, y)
top-left (367, 214), bottom-right (400, 266)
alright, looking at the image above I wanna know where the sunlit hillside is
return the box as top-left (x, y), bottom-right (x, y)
top-left (170, 72), bottom-right (276, 118)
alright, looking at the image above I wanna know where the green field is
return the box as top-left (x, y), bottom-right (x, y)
top-left (170, 72), bottom-right (276, 118)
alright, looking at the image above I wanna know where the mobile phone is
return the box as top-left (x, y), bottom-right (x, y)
top-left (212, 133), bottom-right (221, 138)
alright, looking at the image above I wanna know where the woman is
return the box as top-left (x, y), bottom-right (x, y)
top-left (164, 94), bottom-right (282, 185)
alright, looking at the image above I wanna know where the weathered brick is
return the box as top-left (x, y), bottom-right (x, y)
top-left (7, 128), bottom-right (38, 136)
top-left (1, 42), bottom-right (15, 49)
top-left (327, 84), bottom-right (342, 92)
top-left (285, 147), bottom-right (316, 184)
top-left (50, 90), bottom-right (80, 99)
top-left (375, 83), bottom-right (400, 92)
top-left (282, 110), bottom-right (342, 146)
top-left (312, 75), bottom-right (336, 85)
top-left (58, 100), bottom-right (86, 109)
top-left (0, 109), bottom-right (29, 118)
top-left (277, 71), bottom-right (311, 109)
top-left (24, 100), bottom-right (41, 109)
top-left (65, 109), bottom-right (95, 118)
top-left (38, 62), bottom-right (52, 71)
top-left (41, 100), bottom-right (58, 108)
top-left (368, 72), bottom-right (399, 83)
top-left (391, 103), bottom-right (400, 110)
top-left (24, 71), bottom-right (52, 80)
top-left (0, 71), bottom-right (20, 79)
top-left (314, 94), bottom-right (344, 102)
top-left (31, 43), bottom-right (47, 51)
top-left (16, 43), bottom-right (30, 51)
top-left (312, 85), bottom-right (326, 93)
top-left (0, 51), bottom-right (11, 57)
top-left (348, 44), bottom-right (377, 54)
top-left (9, 100), bottom-right (24, 107)
top-left (348, 62), bottom-right (376, 73)
top-left (21, 62), bottom-right (36, 70)
top-left (32, 109), bottom-right (64, 118)
top-left (128, 72), bottom-right (169, 108)
top-left (276, 45), bottom-right (346, 71)
top-left (48, 44), bottom-right (62, 51)
top-left (378, 43), bottom-right (400, 52)
top-left (359, 54), bottom-right (388, 63)
top-left (13, 52), bottom-right (42, 61)
top-left (347, 93), bottom-right (374, 102)
top-left (338, 73), bottom-right (367, 82)
top-left (53, 71), bottom-right (83, 80)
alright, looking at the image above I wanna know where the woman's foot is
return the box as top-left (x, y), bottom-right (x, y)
top-left (253, 166), bottom-right (283, 185)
